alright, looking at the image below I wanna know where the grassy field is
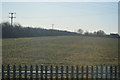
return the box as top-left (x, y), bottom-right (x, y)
top-left (2, 36), bottom-right (119, 66)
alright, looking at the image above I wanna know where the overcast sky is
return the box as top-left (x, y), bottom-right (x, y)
top-left (1, 0), bottom-right (119, 2)
top-left (1, 2), bottom-right (118, 34)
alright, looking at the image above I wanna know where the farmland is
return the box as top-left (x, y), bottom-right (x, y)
top-left (2, 36), bottom-right (119, 66)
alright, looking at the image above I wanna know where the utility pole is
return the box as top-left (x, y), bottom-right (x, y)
top-left (9, 13), bottom-right (16, 26)
top-left (52, 24), bottom-right (54, 29)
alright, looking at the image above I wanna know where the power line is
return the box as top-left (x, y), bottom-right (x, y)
top-left (9, 13), bottom-right (16, 26)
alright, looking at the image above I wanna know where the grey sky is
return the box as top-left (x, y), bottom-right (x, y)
top-left (1, 1), bottom-right (119, 34)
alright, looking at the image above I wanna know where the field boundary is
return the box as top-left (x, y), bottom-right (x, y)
top-left (2, 65), bottom-right (120, 79)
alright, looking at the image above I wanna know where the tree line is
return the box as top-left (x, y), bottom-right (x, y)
top-left (1, 22), bottom-right (119, 38)
top-left (77, 29), bottom-right (106, 36)
top-left (1, 22), bottom-right (77, 38)
top-left (77, 29), bottom-right (119, 38)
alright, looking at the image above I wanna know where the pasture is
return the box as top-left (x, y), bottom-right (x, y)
top-left (2, 36), bottom-right (119, 65)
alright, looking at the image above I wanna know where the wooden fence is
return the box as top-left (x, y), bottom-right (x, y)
top-left (2, 65), bottom-right (120, 79)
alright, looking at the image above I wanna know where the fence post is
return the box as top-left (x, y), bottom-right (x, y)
top-left (2, 65), bottom-right (4, 79)
top-left (118, 64), bottom-right (120, 80)
top-left (91, 66), bottom-right (94, 79)
top-left (81, 66), bottom-right (84, 79)
top-left (30, 65), bottom-right (33, 79)
top-left (86, 65), bottom-right (88, 79)
top-left (40, 65), bottom-right (43, 80)
top-left (7, 65), bottom-right (10, 79)
top-left (76, 65), bottom-right (79, 80)
top-left (25, 65), bottom-right (27, 79)
top-left (50, 65), bottom-right (53, 80)
top-left (114, 65), bottom-right (117, 79)
top-left (66, 66), bottom-right (68, 80)
top-left (36, 65), bottom-right (38, 79)
top-left (110, 65), bottom-right (113, 80)
top-left (100, 65), bottom-right (103, 79)
top-left (45, 66), bottom-right (48, 80)
top-left (19, 65), bottom-right (22, 79)
top-left (13, 65), bottom-right (16, 79)
top-left (61, 66), bottom-right (63, 80)
top-left (55, 66), bottom-right (58, 80)
top-left (71, 66), bottom-right (74, 80)
top-left (105, 65), bottom-right (108, 79)
top-left (96, 65), bottom-right (98, 79)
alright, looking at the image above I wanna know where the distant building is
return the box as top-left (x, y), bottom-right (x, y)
top-left (110, 33), bottom-right (120, 38)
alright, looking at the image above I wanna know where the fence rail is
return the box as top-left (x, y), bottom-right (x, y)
top-left (2, 65), bottom-right (120, 79)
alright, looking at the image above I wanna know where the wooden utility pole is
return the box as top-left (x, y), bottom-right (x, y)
top-left (9, 13), bottom-right (16, 26)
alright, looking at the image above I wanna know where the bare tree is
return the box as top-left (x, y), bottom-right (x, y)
top-left (96, 30), bottom-right (106, 36)
top-left (77, 29), bottom-right (84, 34)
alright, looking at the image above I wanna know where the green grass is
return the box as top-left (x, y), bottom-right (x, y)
top-left (2, 36), bottom-right (119, 66)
